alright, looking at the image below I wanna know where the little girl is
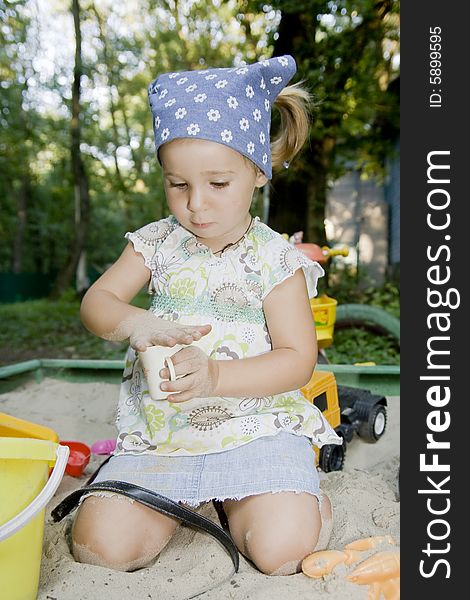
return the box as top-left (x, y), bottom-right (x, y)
top-left (72, 54), bottom-right (342, 576)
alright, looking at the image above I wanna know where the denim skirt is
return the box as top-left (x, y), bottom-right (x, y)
top-left (88, 431), bottom-right (321, 508)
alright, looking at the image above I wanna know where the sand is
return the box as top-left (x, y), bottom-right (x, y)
top-left (1, 377), bottom-right (400, 600)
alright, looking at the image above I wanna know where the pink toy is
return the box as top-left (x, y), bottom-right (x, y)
top-left (90, 438), bottom-right (116, 455)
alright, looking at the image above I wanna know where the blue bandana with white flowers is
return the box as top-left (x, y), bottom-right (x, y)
top-left (148, 55), bottom-right (297, 179)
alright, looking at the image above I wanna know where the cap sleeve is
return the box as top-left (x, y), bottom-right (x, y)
top-left (125, 217), bottom-right (177, 289)
top-left (260, 233), bottom-right (324, 301)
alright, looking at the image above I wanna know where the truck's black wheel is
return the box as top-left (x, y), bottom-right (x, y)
top-left (358, 404), bottom-right (387, 442)
top-left (320, 443), bottom-right (345, 472)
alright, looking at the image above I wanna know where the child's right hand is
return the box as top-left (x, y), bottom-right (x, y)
top-left (124, 312), bottom-right (212, 352)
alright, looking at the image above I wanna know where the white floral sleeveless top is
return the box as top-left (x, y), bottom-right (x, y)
top-left (114, 215), bottom-right (342, 456)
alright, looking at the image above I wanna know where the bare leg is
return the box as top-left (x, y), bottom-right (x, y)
top-left (314, 492), bottom-right (333, 552)
top-left (72, 494), bottom-right (181, 571)
top-left (223, 491), bottom-right (333, 576)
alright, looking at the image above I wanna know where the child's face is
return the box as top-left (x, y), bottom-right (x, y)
top-left (160, 139), bottom-right (267, 250)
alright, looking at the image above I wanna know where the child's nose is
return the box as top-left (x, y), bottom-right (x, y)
top-left (187, 188), bottom-right (205, 211)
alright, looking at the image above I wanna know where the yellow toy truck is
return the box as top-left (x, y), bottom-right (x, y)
top-left (301, 370), bottom-right (387, 472)
top-left (301, 259), bottom-right (388, 473)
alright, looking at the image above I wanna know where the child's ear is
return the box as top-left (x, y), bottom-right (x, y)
top-left (255, 170), bottom-right (268, 188)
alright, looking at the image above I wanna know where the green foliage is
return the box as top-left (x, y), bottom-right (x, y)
top-left (1, 0), bottom-right (276, 276)
top-left (1, 0), bottom-right (399, 305)
top-left (324, 328), bottom-right (399, 365)
top-left (249, 0), bottom-right (400, 243)
top-left (317, 263), bottom-right (400, 364)
top-left (320, 265), bottom-right (400, 318)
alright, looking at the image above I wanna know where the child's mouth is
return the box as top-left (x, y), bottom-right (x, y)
top-left (191, 222), bottom-right (213, 229)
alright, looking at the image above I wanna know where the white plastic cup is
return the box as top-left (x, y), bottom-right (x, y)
top-left (138, 344), bottom-right (183, 400)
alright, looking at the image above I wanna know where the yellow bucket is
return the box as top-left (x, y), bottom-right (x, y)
top-left (0, 438), bottom-right (69, 600)
top-left (310, 295), bottom-right (338, 349)
top-left (0, 412), bottom-right (59, 442)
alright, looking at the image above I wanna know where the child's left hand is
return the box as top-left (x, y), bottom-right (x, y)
top-left (159, 346), bottom-right (219, 402)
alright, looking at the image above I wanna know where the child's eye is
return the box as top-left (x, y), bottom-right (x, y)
top-left (170, 183), bottom-right (187, 189)
top-left (211, 182), bottom-right (229, 189)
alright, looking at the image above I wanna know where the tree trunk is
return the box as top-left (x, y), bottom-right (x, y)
top-left (12, 173), bottom-right (30, 273)
top-left (49, 0), bottom-right (90, 299)
top-left (268, 175), bottom-right (308, 238)
top-left (305, 135), bottom-right (336, 244)
top-left (12, 76), bottom-right (33, 274)
top-left (305, 166), bottom-right (327, 245)
top-left (269, 160), bottom-right (329, 245)
top-left (90, 2), bottom-right (132, 230)
top-left (269, 9), bottom-right (325, 240)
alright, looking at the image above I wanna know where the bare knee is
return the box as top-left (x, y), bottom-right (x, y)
top-left (226, 492), bottom-right (325, 576)
top-left (257, 494), bottom-right (333, 575)
top-left (71, 495), bottom-right (179, 571)
top-left (245, 523), bottom-right (320, 575)
top-left (72, 537), bottom-right (152, 572)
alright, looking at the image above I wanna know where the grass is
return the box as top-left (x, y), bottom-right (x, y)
top-left (0, 291), bottom-right (150, 366)
top-left (0, 287), bottom-right (400, 367)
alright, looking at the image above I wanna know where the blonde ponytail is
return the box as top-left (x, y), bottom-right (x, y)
top-left (271, 82), bottom-right (312, 172)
